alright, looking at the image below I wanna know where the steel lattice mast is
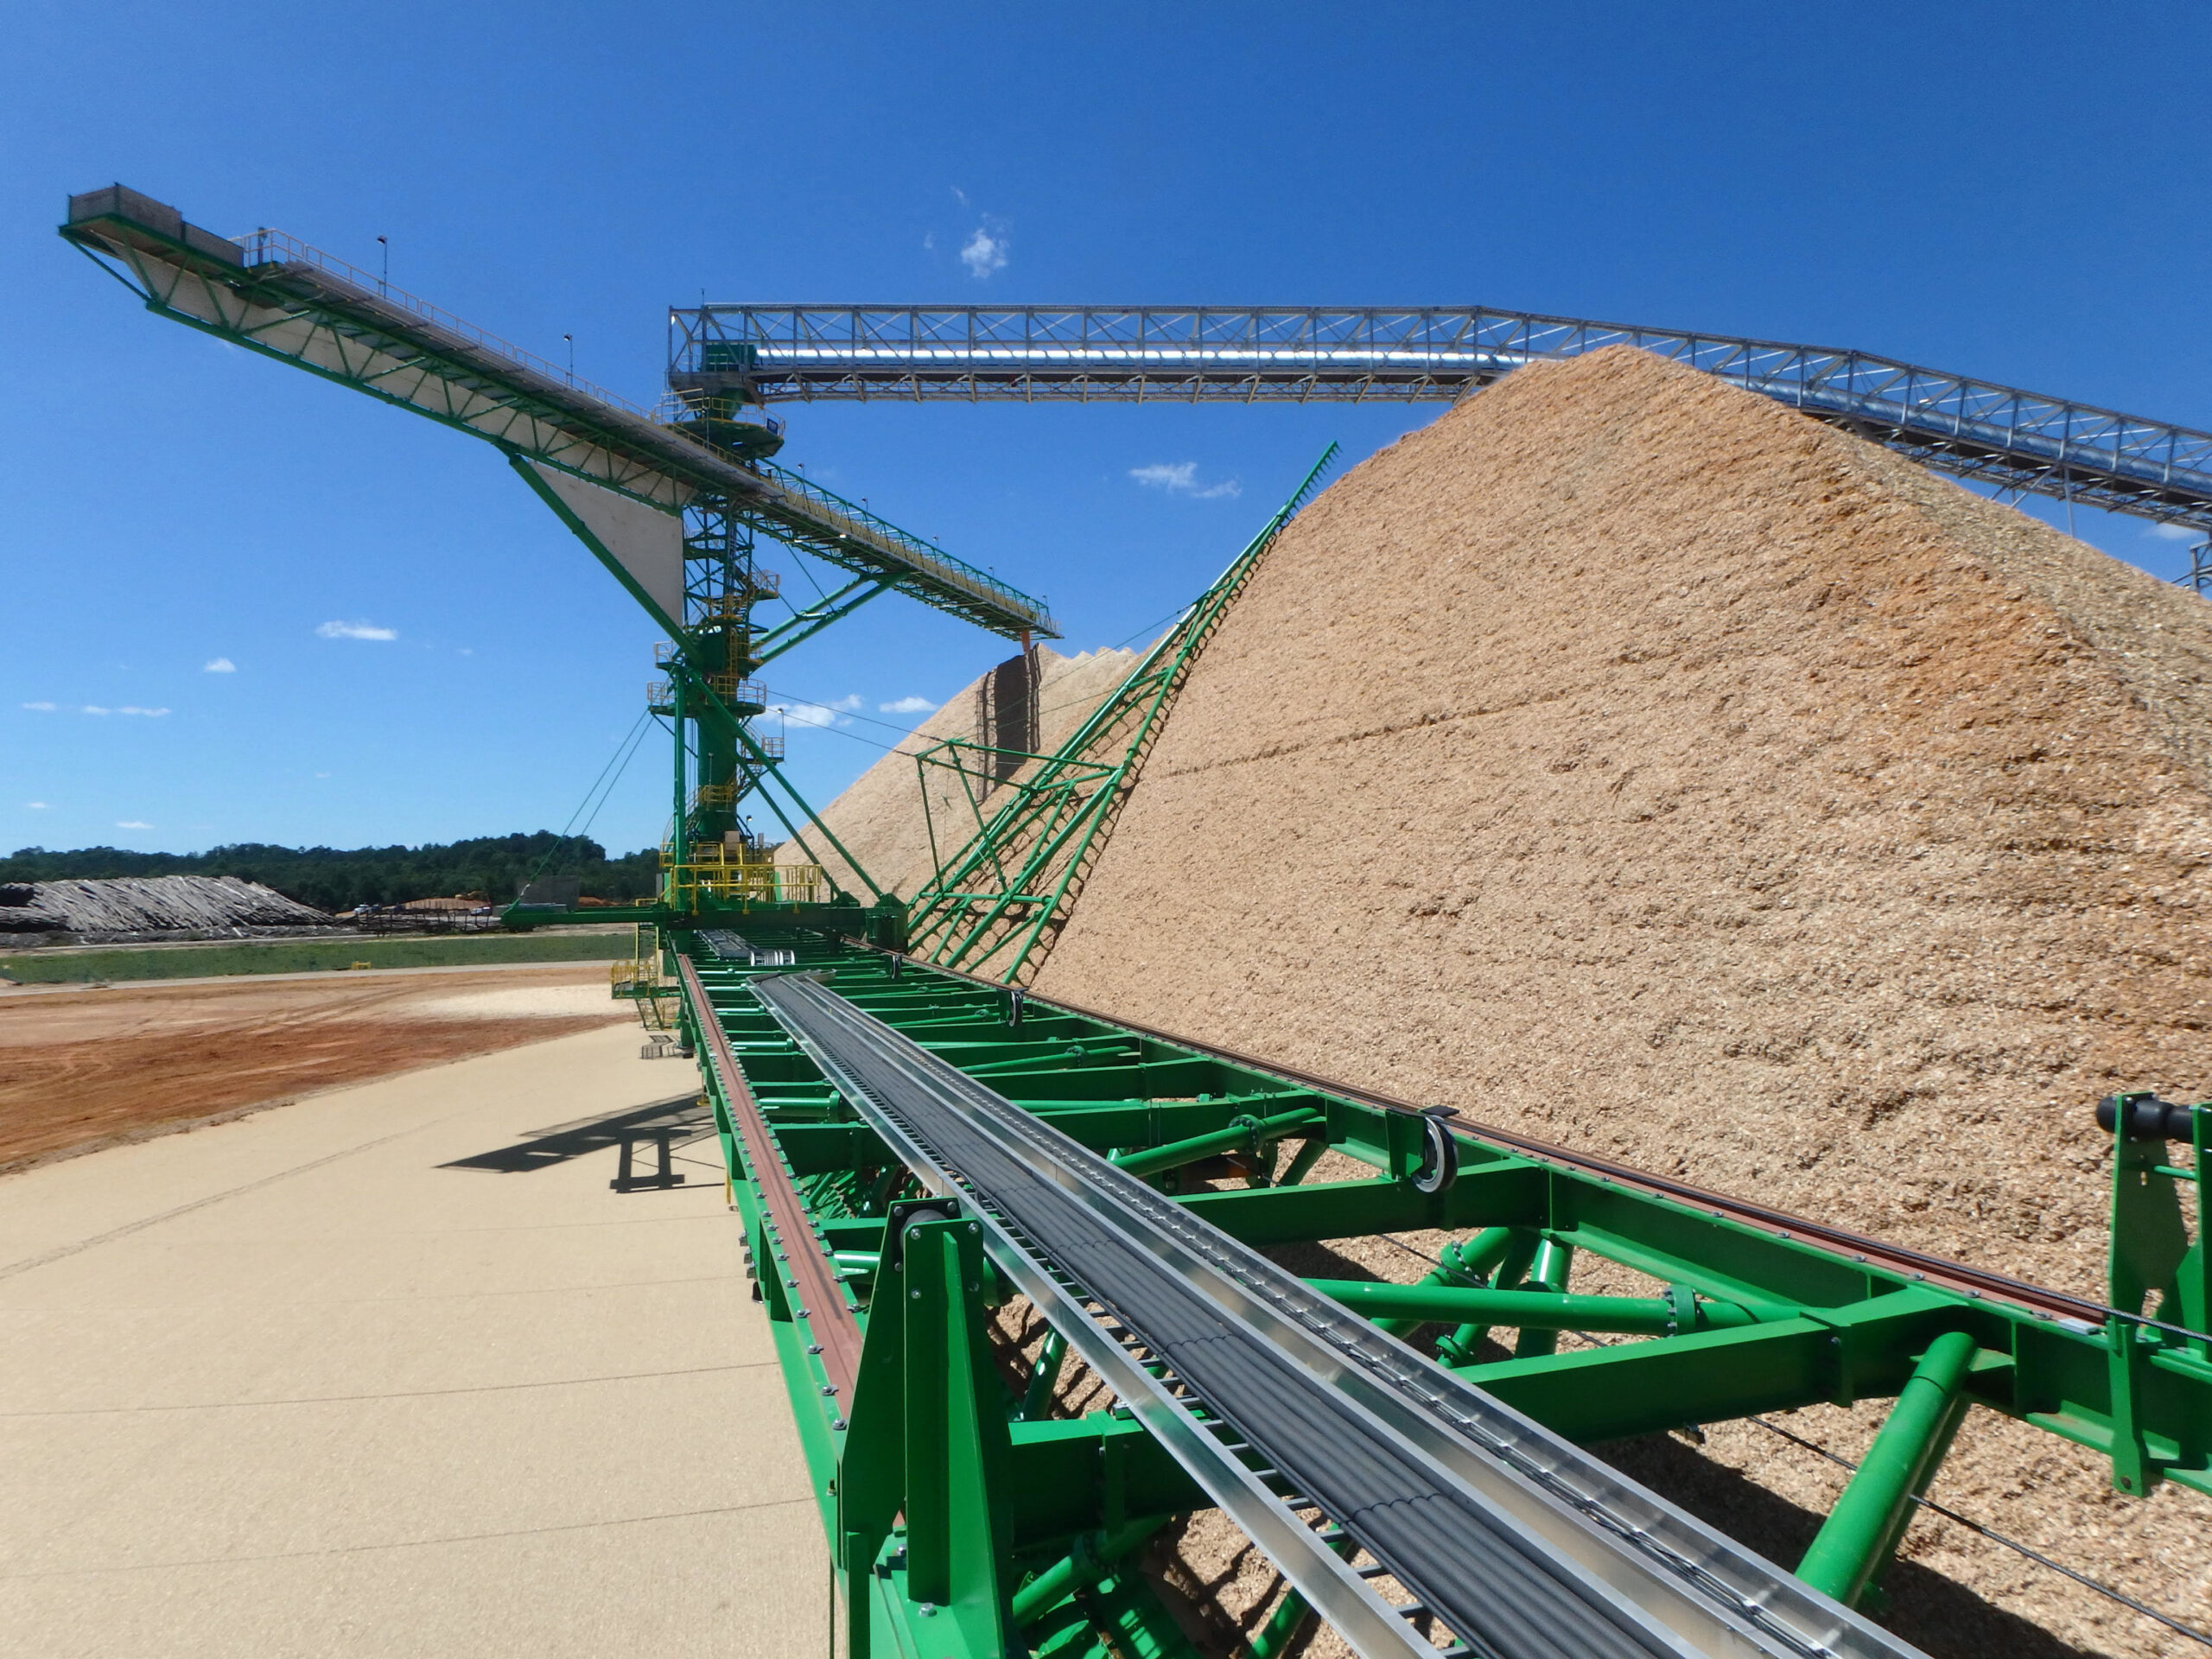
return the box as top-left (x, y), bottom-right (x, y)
top-left (673, 302), bottom-right (2212, 536)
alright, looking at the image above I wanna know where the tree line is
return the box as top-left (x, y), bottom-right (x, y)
top-left (0, 832), bottom-right (663, 914)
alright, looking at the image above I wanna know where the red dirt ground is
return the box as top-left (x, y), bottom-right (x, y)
top-left (0, 965), bottom-right (632, 1171)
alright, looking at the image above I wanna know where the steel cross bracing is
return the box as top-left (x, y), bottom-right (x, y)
top-left (679, 929), bottom-right (2212, 1659)
top-left (675, 303), bottom-right (2212, 534)
top-left (904, 444), bottom-right (1340, 983)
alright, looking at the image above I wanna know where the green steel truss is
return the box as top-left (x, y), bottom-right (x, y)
top-left (903, 445), bottom-right (1341, 983)
top-left (58, 184), bottom-right (1057, 921)
top-left (679, 928), bottom-right (2212, 1659)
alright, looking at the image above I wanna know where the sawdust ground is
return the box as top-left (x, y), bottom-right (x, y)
top-left (1038, 347), bottom-right (2212, 1300)
top-left (0, 964), bottom-right (630, 1171)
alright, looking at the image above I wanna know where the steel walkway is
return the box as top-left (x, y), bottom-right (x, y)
top-left (675, 302), bottom-right (2212, 533)
top-left (751, 971), bottom-right (1923, 1659)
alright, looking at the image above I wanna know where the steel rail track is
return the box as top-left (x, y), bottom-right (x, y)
top-left (750, 971), bottom-right (1924, 1659)
top-left (859, 946), bottom-right (2150, 1342)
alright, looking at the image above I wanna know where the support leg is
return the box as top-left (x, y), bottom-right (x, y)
top-left (1513, 1238), bottom-right (1576, 1359)
top-left (1796, 1331), bottom-right (1980, 1607)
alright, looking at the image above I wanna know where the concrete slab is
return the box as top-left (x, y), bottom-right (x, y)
top-left (0, 1025), bottom-right (821, 1657)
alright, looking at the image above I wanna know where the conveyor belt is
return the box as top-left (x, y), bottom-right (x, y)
top-left (751, 972), bottom-right (1924, 1659)
top-left (698, 928), bottom-right (794, 966)
top-left (861, 945), bottom-right (2134, 1341)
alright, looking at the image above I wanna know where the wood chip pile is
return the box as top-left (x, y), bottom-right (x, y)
top-left (1015, 346), bottom-right (2212, 1656)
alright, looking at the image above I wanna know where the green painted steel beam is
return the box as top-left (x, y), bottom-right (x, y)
top-left (754, 575), bottom-right (899, 664)
top-left (906, 444), bottom-right (1339, 982)
top-left (1109, 1107), bottom-right (1323, 1179)
top-left (60, 188), bottom-right (1056, 644)
top-left (1010, 1516), bottom-right (1171, 1628)
top-left (1306, 1278), bottom-right (1765, 1335)
top-left (1178, 1166), bottom-right (1545, 1247)
top-left (1796, 1330), bottom-right (1980, 1607)
top-left (677, 927), bottom-right (2212, 1657)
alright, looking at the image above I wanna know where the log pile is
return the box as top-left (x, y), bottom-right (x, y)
top-left (0, 874), bottom-right (331, 943)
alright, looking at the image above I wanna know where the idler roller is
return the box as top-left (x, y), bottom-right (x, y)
top-left (2095, 1092), bottom-right (2205, 1141)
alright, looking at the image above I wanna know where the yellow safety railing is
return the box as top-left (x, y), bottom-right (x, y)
top-left (707, 673), bottom-right (767, 706)
top-left (611, 924), bottom-right (668, 1015)
top-left (660, 845), bottom-right (825, 908)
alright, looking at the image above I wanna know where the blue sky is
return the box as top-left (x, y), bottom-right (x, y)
top-left (7, 4), bottom-right (2209, 861)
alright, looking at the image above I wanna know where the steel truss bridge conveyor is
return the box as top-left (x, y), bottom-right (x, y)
top-left (677, 303), bottom-right (2212, 535)
top-left (675, 931), bottom-right (2212, 1659)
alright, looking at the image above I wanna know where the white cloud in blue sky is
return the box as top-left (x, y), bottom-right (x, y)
top-left (1130, 461), bottom-right (1241, 499)
top-left (22, 701), bottom-right (165, 715)
top-left (960, 222), bottom-right (1009, 278)
top-left (777, 693), bottom-right (864, 729)
top-left (316, 620), bottom-right (397, 641)
top-left (880, 695), bottom-right (937, 715)
top-left (204, 657), bottom-right (236, 672)
top-left (2148, 522), bottom-right (2198, 542)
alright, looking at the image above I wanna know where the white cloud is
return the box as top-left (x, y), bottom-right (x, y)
top-left (26, 802), bottom-right (48, 810)
top-left (204, 657), bottom-right (236, 672)
top-left (2149, 521), bottom-right (2201, 541)
top-left (22, 701), bottom-right (164, 715)
top-left (774, 701), bottom-right (849, 729)
top-left (1130, 461), bottom-right (1241, 499)
top-left (950, 186), bottom-right (969, 207)
top-left (316, 620), bottom-right (398, 641)
top-left (115, 820), bottom-right (152, 830)
top-left (960, 223), bottom-right (1009, 278)
top-left (880, 695), bottom-right (938, 715)
top-left (922, 231), bottom-right (937, 252)
top-left (830, 693), bottom-right (865, 712)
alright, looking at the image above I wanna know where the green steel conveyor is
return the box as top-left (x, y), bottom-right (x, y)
top-left (678, 926), bottom-right (2212, 1659)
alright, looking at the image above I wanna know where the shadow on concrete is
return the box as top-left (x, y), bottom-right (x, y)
top-left (441, 1096), bottom-right (712, 1176)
